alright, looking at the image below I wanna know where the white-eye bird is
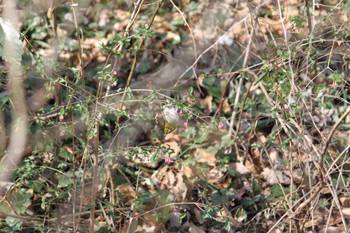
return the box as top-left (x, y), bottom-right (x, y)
top-left (163, 105), bottom-right (180, 134)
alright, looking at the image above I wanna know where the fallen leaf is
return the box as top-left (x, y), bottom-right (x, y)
top-left (341, 207), bottom-right (350, 216)
top-left (115, 185), bottom-right (138, 203)
top-left (304, 215), bottom-right (323, 228)
top-left (207, 168), bottom-right (225, 185)
top-left (152, 165), bottom-right (169, 189)
top-left (182, 165), bottom-right (194, 179)
top-left (171, 171), bottom-right (187, 200)
top-left (340, 196), bottom-right (350, 207)
top-left (231, 162), bottom-right (251, 175)
top-left (261, 168), bottom-right (290, 185)
top-left (221, 98), bottom-right (231, 114)
top-left (193, 207), bottom-right (204, 224)
top-left (194, 148), bottom-right (216, 166)
top-left (167, 170), bottom-right (176, 186)
top-left (189, 222), bottom-right (205, 233)
top-left (200, 95), bottom-right (213, 112)
top-left (317, 226), bottom-right (343, 233)
top-left (162, 141), bottom-right (180, 160)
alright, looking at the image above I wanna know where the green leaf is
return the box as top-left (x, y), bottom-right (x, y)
top-left (0, 201), bottom-right (11, 213)
top-left (178, 212), bottom-right (187, 221)
top-left (5, 217), bottom-right (23, 231)
top-left (206, 144), bottom-right (221, 155)
top-left (221, 134), bottom-right (234, 147)
top-left (271, 184), bottom-right (284, 198)
top-left (217, 68), bottom-right (225, 76)
top-left (30, 180), bottom-right (44, 192)
top-left (9, 190), bottom-right (32, 214)
top-left (0, 95), bottom-right (10, 108)
top-left (235, 207), bottom-right (247, 222)
top-left (289, 16), bottom-right (304, 27)
top-left (329, 71), bottom-right (342, 83)
top-left (41, 196), bottom-right (47, 210)
top-left (181, 126), bottom-right (196, 139)
top-left (56, 171), bottom-right (74, 188)
top-left (196, 130), bottom-right (209, 144)
top-left (251, 178), bottom-right (262, 193)
top-left (203, 76), bottom-right (215, 86)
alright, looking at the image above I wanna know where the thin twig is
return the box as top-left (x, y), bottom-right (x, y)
top-left (134, 202), bottom-right (206, 218)
top-left (326, 178), bottom-right (348, 232)
top-left (169, 0), bottom-right (197, 70)
top-left (119, 0), bottom-right (164, 110)
top-left (96, 0), bottom-right (145, 102)
top-left (70, 0), bottom-right (85, 90)
top-left (89, 0), bottom-right (147, 229)
top-left (319, 108), bottom-right (350, 176)
top-left (276, 0), bottom-right (298, 94)
top-left (173, 0), bottom-right (272, 87)
top-left (228, 16), bottom-right (255, 139)
top-left (305, 0), bottom-right (313, 34)
top-left (267, 183), bottom-right (321, 233)
top-left (89, 1), bottom-right (163, 231)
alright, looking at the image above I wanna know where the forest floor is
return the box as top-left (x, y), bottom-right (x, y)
top-left (1, 0), bottom-right (350, 232)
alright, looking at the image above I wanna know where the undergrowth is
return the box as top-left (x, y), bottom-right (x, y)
top-left (0, 0), bottom-right (350, 232)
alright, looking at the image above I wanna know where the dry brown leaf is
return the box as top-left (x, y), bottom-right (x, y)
top-left (167, 170), bottom-right (176, 186)
top-left (261, 168), bottom-right (290, 185)
top-left (164, 131), bottom-right (182, 142)
top-left (248, 147), bottom-right (263, 173)
top-left (346, 111), bottom-right (350, 124)
top-left (162, 141), bottom-right (180, 159)
top-left (231, 162), bottom-right (251, 175)
top-left (268, 149), bottom-right (280, 164)
top-left (194, 148), bottom-right (216, 166)
top-left (340, 196), bottom-right (350, 207)
top-left (116, 185), bottom-right (138, 203)
top-left (318, 226), bottom-right (344, 233)
top-left (182, 165), bottom-right (194, 179)
top-left (327, 211), bottom-right (347, 226)
top-left (221, 98), bottom-right (231, 114)
top-left (165, 31), bottom-right (181, 42)
top-left (152, 165), bottom-right (169, 189)
top-left (247, 134), bottom-right (265, 173)
top-left (287, 168), bottom-right (304, 184)
top-left (200, 95), bottom-right (213, 113)
top-left (207, 168), bottom-right (225, 185)
top-left (152, 166), bottom-right (187, 200)
top-left (341, 207), bottom-right (350, 216)
top-left (304, 215), bottom-right (323, 228)
top-left (189, 222), bottom-right (205, 233)
top-left (194, 207), bottom-right (204, 224)
top-left (244, 160), bottom-right (258, 174)
top-left (171, 171), bottom-right (188, 200)
top-left (94, 216), bottom-right (108, 232)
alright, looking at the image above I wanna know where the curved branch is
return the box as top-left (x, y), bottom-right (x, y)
top-left (0, 0), bottom-right (27, 183)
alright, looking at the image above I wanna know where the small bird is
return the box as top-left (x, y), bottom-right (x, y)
top-left (163, 105), bottom-right (180, 134)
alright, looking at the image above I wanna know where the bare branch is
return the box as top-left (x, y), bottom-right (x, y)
top-left (0, 0), bottom-right (27, 183)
